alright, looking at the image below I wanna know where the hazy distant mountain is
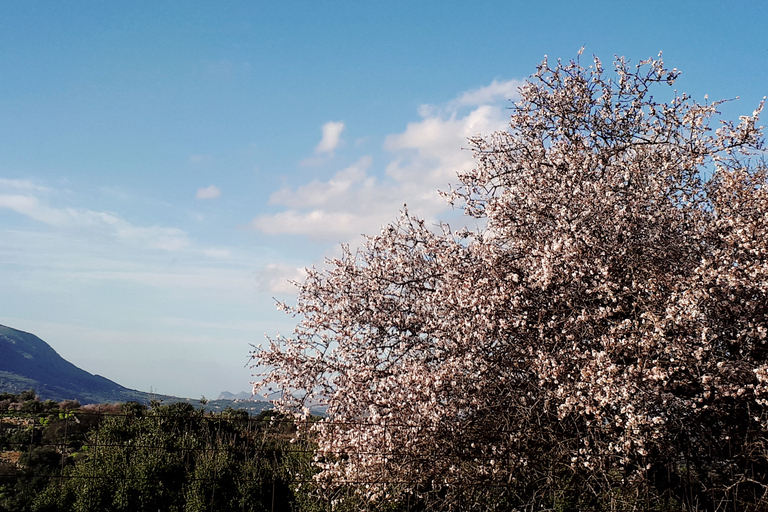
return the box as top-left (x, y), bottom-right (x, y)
top-left (218, 391), bottom-right (257, 401)
top-left (0, 323), bottom-right (159, 404)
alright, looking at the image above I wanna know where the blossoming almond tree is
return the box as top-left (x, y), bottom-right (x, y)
top-left (253, 51), bottom-right (766, 510)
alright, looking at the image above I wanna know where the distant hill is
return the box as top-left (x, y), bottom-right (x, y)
top-left (0, 324), bottom-right (157, 404)
top-left (218, 390), bottom-right (267, 401)
top-left (0, 324), bottom-right (270, 414)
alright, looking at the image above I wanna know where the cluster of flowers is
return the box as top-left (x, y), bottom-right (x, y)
top-left (254, 51), bottom-right (766, 505)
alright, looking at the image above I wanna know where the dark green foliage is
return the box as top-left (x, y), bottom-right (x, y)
top-left (16, 392), bottom-right (35, 404)
top-left (0, 391), bottom-right (318, 512)
top-left (22, 402), bottom-right (315, 512)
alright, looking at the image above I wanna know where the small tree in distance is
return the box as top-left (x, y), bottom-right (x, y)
top-left (253, 50), bottom-right (767, 510)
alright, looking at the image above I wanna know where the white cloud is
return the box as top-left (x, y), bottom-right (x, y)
top-left (268, 157), bottom-right (373, 209)
top-left (0, 194), bottom-right (70, 225)
top-left (257, 263), bottom-right (308, 294)
top-left (383, 104), bottom-right (508, 187)
top-left (196, 185), bottom-right (221, 199)
top-left (450, 79), bottom-right (523, 108)
top-left (250, 79), bottom-right (521, 243)
top-left (0, 178), bottom-right (51, 193)
top-left (315, 121), bottom-right (345, 153)
top-left (252, 209), bottom-right (380, 240)
top-left (0, 192), bottom-right (190, 252)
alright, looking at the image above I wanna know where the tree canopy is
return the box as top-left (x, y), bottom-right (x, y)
top-left (253, 51), bottom-right (767, 511)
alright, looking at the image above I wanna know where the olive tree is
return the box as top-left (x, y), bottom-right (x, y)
top-left (253, 51), bottom-right (767, 510)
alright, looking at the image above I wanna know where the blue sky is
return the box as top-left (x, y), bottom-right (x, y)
top-left (1, 1), bottom-right (766, 399)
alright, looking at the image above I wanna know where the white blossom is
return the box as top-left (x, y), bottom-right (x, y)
top-left (252, 52), bottom-right (766, 507)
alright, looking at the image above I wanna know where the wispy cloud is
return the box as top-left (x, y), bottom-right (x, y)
top-left (196, 185), bottom-right (221, 199)
top-left (115, 224), bottom-right (190, 251)
top-left (0, 183), bottom-right (277, 396)
top-left (0, 188), bottom-right (190, 252)
top-left (250, 79), bottom-right (521, 243)
top-left (0, 194), bottom-right (71, 225)
top-left (0, 178), bottom-right (52, 193)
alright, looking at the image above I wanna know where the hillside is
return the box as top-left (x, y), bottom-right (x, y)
top-left (0, 323), bottom-right (272, 413)
top-left (0, 324), bottom-right (154, 404)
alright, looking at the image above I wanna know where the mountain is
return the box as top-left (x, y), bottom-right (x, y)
top-left (0, 324), bottom-right (274, 414)
top-left (0, 323), bottom-right (157, 404)
top-left (218, 391), bottom-right (257, 401)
